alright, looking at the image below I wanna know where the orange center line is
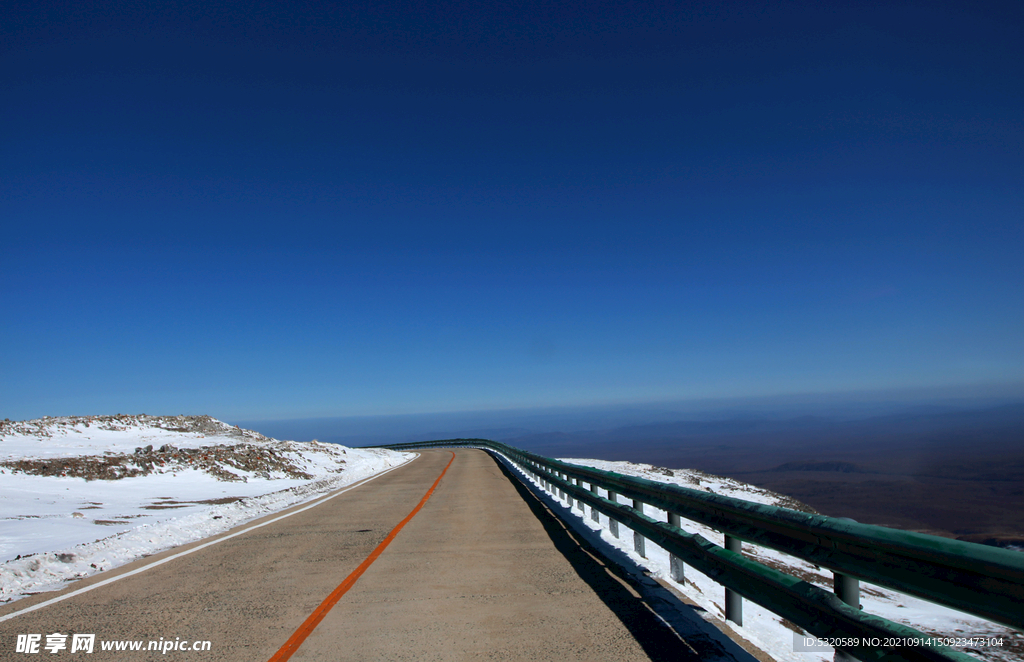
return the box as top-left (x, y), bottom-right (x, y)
top-left (268, 451), bottom-right (457, 662)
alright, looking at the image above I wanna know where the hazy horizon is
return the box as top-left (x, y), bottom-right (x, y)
top-left (231, 382), bottom-right (1024, 445)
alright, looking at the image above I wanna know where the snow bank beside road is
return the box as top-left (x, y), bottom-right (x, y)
top-left (0, 415), bottom-right (413, 604)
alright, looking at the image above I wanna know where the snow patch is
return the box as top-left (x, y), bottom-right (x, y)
top-left (0, 415), bottom-right (413, 604)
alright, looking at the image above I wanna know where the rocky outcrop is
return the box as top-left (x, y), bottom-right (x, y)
top-left (1, 442), bottom-right (322, 482)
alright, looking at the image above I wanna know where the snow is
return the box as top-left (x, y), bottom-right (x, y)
top-left (0, 416), bottom-right (413, 604)
top-left (504, 456), bottom-right (1022, 662)
top-left (0, 414), bottom-right (268, 460)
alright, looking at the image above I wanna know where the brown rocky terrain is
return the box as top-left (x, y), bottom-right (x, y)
top-left (0, 443), bottom-right (318, 482)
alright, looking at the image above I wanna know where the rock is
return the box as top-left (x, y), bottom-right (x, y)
top-left (2, 441), bottom-right (315, 482)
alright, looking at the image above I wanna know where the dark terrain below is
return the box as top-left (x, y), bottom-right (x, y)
top-left (505, 404), bottom-right (1024, 548)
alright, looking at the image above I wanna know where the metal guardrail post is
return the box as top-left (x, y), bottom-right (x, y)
top-left (633, 499), bottom-right (647, 558)
top-left (724, 535), bottom-right (743, 626)
top-left (834, 572), bottom-right (862, 662)
top-left (590, 482), bottom-right (600, 522)
top-left (833, 519), bottom-right (861, 662)
top-left (668, 512), bottom-right (685, 582)
top-left (607, 490), bottom-right (620, 538)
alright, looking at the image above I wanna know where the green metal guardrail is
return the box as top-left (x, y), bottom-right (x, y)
top-left (374, 439), bottom-right (1024, 662)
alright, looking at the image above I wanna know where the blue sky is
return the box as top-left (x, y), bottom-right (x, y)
top-left (2, 1), bottom-right (1022, 422)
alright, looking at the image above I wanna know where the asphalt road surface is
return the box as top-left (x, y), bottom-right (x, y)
top-left (1, 449), bottom-right (752, 661)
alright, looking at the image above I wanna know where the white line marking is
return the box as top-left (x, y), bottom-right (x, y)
top-left (0, 454), bottom-right (417, 624)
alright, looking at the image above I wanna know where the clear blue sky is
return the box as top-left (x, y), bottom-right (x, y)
top-left (3, 1), bottom-right (1022, 422)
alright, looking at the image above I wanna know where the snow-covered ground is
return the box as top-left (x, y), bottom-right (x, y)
top-left (509, 457), bottom-right (1023, 662)
top-left (0, 415), bottom-right (412, 604)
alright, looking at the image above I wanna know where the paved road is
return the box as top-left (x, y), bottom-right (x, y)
top-left (1, 450), bottom-right (749, 661)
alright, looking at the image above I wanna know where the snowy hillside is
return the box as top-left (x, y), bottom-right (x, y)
top-left (0, 415), bottom-right (412, 603)
top-left (546, 459), bottom-right (1023, 662)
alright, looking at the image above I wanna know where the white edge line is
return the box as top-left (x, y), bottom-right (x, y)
top-left (0, 452), bottom-right (418, 624)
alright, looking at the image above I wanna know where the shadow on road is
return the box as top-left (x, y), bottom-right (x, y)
top-left (490, 454), bottom-right (760, 662)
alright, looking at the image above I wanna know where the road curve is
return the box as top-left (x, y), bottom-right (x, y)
top-left (1, 449), bottom-right (737, 661)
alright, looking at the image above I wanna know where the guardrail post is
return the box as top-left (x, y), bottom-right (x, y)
top-left (833, 572), bottom-right (861, 662)
top-left (833, 519), bottom-right (861, 662)
top-left (667, 512), bottom-right (684, 582)
top-left (569, 478), bottom-right (577, 509)
top-left (607, 491), bottom-right (620, 538)
top-left (632, 499), bottom-right (646, 558)
top-left (590, 482), bottom-right (600, 522)
top-left (724, 535), bottom-right (743, 626)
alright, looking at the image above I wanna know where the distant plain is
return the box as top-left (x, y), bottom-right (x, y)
top-left (505, 405), bottom-right (1024, 547)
